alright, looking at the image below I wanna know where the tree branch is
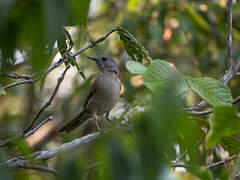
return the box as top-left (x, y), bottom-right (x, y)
top-left (0, 116), bottom-right (54, 147)
top-left (0, 157), bottom-right (57, 175)
top-left (33, 131), bottom-right (100, 160)
top-left (24, 65), bottom-right (70, 134)
top-left (3, 79), bottom-right (35, 89)
top-left (1, 131), bottom-right (101, 174)
top-left (206, 154), bottom-right (237, 169)
top-left (3, 72), bottom-right (33, 80)
top-left (24, 116), bottom-right (54, 138)
top-left (3, 28), bottom-right (118, 90)
top-left (188, 95), bottom-right (240, 116)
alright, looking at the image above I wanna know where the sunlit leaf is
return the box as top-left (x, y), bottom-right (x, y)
top-left (126, 60), bottom-right (146, 75)
top-left (206, 105), bottom-right (240, 148)
top-left (143, 59), bottom-right (188, 94)
top-left (188, 77), bottom-right (233, 107)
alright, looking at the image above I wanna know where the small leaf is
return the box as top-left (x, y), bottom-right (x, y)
top-left (57, 28), bottom-right (74, 57)
top-left (221, 136), bottom-right (240, 156)
top-left (57, 30), bottom-right (68, 57)
top-left (0, 85), bottom-right (6, 95)
top-left (206, 105), bottom-right (240, 148)
top-left (126, 60), bottom-right (146, 75)
top-left (188, 77), bottom-right (233, 107)
top-left (143, 60), bottom-right (188, 95)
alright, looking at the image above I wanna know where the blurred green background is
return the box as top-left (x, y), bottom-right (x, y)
top-left (1, 0), bottom-right (240, 179)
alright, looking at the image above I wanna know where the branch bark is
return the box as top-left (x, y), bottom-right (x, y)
top-left (24, 65), bottom-right (70, 134)
top-left (1, 131), bottom-right (101, 174)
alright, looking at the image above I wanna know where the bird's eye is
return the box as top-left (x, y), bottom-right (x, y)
top-left (102, 57), bottom-right (106, 61)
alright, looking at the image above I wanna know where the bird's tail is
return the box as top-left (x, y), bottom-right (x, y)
top-left (58, 109), bottom-right (92, 133)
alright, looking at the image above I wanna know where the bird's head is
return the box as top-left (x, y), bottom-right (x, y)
top-left (87, 55), bottom-right (119, 74)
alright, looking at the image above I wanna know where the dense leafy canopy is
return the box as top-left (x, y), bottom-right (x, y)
top-left (1, 0), bottom-right (240, 180)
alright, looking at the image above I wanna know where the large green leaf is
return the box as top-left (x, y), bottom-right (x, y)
top-left (188, 77), bottom-right (233, 107)
top-left (125, 60), bottom-right (146, 75)
top-left (143, 60), bottom-right (188, 94)
top-left (206, 105), bottom-right (240, 148)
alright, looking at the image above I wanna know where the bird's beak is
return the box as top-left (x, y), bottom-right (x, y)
top-left (87, 55), bottom-right (99, 61)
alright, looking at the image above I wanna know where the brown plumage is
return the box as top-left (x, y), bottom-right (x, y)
top-left (59, 55), bottom-right (121, 133)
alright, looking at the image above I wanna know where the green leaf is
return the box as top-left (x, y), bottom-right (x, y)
top-left (143, 60), bottom-right (188, 94)
top-left (125, 60), bottom-right (146, 75)
top-left (188, 77), bottom-right (233, 107)
top-left (206, 105), bottom-right (240, 148)
top-left (117, 27), bottom-right (151, 63)
top-left (0, 85), bottom-right (6, 95)
top-left (221, 136), bottom-right (240, 156)
top-left (57, 28), bottom-right (74, 57)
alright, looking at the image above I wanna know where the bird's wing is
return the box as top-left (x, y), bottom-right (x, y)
top-left (83, 77), bottom-right (98, 108)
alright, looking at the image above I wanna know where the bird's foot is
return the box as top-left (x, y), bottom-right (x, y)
top-left (105, 112), bottom-right (114, 124)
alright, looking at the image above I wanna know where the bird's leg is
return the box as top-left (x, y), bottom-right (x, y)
top-left (93, 111), bottom-right (101, 131)
top-left (105, 112), bottom-right (114, 124)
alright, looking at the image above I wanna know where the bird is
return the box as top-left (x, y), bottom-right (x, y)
top-left (59, 55), bottom-right (121, 133)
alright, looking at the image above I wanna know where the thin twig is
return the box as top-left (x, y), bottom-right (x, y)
top-left (81, 162), bottom-right (102, 172)
top-left (3, 72), bottom-right (33, 80)
top-left (188, 109), bottom-right (213, 116)
top-left (33, 131), bottom-right (100, 160)
top-left (24, 116), bottom-right (54, 138)
top-left (1, 157), bottom-right (57, 175)
top-left (24, 65), bottom-right (70, 134)
top-left (232, 95), bottom-right (240, 105)
top-left (0, 116), bottom-right (54, 147)
top-left (72, 28), bottom-right (117, 57)
top-left (227, 0), bottom-right (233, 70)
top-left (206, 154), bottom-right (237, 169)
top-left (188, 95), bottom-right (240, 116)
top-left (40, 28), bottom-right (117, 79)
top-left (24, 164), bottom-right (57, 175)
top-left (3, 28), bottom-right (118, 90)
top-left (3, 79), bottom-right (35, 89)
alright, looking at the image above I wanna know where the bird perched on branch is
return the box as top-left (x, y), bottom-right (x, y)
top-left (59, 55), bottom-right (121, 133)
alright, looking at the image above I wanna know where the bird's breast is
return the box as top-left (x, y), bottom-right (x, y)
top-left (86, 73), bottom-right (121, 115)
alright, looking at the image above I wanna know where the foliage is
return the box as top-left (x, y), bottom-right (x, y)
top-left (1, 0), bottom-right (240, 180)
